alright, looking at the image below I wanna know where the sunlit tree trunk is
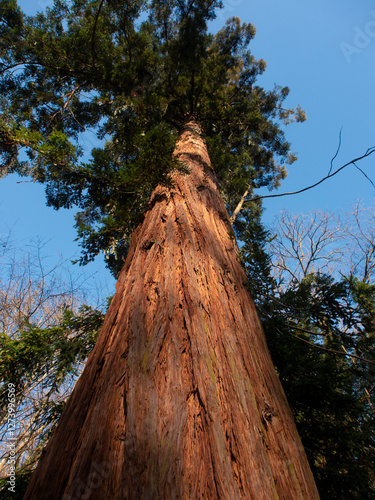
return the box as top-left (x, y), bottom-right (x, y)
top-left (24, 121), bottom-right (319, 499)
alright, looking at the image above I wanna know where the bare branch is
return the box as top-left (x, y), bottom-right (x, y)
top-left (247, 146), bottom-right (375, 204)
top-left (47, 85), bottom-right (81, 128)
top-left (229, 184), bottom-right (251, 223)
top-left (268, 210), bottom-right (345, 284)
top-left (279, 328), bottom-right (375, 367)
top-left (353, 161), bottom-right (375, 189)
top-left (346, 202), bottom-right (375, 283)
top-left (328, 127), bottom-right (343, 176)
top-left (281, 323), bottom-right (326, 336)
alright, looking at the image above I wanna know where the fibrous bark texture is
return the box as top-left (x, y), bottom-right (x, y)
top-left (25, 122), bottom-right (319, 499)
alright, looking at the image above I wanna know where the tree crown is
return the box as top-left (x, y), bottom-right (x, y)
top-left (0, 0), bottom-right (305, 274)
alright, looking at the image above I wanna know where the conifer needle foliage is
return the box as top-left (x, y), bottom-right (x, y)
top-left (0, 0), bottom-right (304, 275)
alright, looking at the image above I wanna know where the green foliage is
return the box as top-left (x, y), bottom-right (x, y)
top-left (0, 470), bottom-right (31, 500)
top-left (0, 305), bottom-right (104, 487)
top-left (0, 306), bottom-right (102, 392)
top-left (0, 0), bottom-right (304, 275)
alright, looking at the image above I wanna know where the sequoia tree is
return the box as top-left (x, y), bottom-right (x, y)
top-left (0, 0), bottom-right (318, 498)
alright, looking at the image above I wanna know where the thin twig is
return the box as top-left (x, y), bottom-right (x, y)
top-left (47, 84), bottom-right (81, 128)
top-left (278, 327), bottom-right (375, 366)
top-left (91, 0), bottom-right (106, 64)
top-left (353, 162), bottom-right (375, 189)
top-left (281, 323), bottom-right (326, 336)
top-left (329, 127), bottom-right (343, 176)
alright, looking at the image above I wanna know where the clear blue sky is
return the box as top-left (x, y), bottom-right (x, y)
top-left (1, 0), bottom-right (375, 294)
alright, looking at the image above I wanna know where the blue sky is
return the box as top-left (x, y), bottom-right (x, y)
top-left (1, 0), bottom-right (375, 294)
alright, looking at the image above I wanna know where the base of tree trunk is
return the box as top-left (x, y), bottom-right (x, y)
top-left (24, 122), bottom-right (319, 499)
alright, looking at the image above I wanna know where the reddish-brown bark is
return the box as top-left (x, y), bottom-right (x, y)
top-left (24, 122), bottom-right (319, 499)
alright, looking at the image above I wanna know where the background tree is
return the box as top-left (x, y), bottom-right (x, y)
top-left (242, 205), bottom-right (375, 498)
top-left (268, 203), bottom-right (375, 285)
top-left (268, 209), bottom-right (345, 284)
top-left (0, 237), bottom-right (104, 499)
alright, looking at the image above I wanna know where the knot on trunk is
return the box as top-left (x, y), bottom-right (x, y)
top-left (261, 404), bottom-right (278, 427)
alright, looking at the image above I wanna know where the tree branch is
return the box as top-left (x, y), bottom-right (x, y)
top-left (278, 327), bottom-right (375, 367)
top-left (91, 0), bottom-right (107, 64)
top-left (246, 147), bottom-right (375, 204)
top-left (328, 127), bottom-right (342, 176)
top-left (281, 323), bottom-right (327, 336)
top-left (353, 161), bottom-right (375, 189)
top-left (229, 184), bottom-right (252, 223)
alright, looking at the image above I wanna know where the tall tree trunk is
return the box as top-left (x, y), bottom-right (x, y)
top-left (24, 122), bottom-right (319, 499)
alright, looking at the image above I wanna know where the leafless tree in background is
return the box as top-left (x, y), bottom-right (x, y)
top-left (268, 202), bottom-right (375, 287)
top-left (347, 203), bottom-right (375, 283)
top-left (268, 209), bottom-right (346, 285)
